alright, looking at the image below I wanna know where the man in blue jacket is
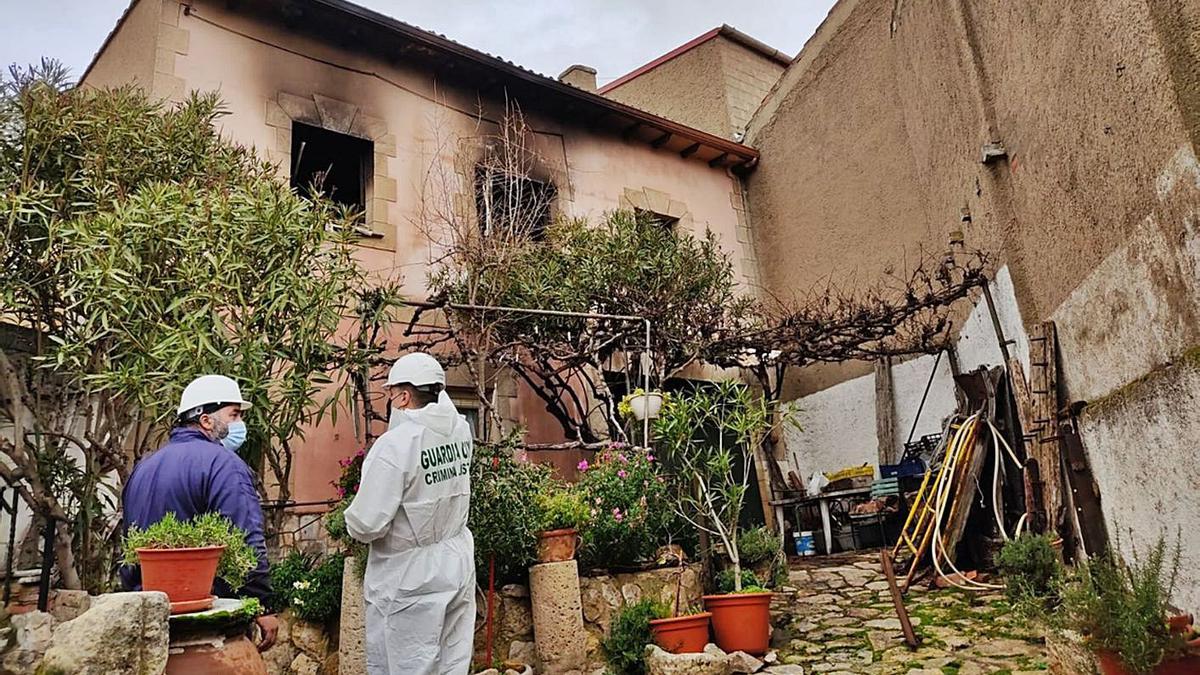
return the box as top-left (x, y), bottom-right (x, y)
top-left (120, 374), bottom-right (278, 650)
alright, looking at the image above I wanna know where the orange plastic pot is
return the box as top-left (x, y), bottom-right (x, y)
top-left (1095, 614), bottom-right (1200, 675)
top-left (536, 528), bottom-right (578, 563)
top-left (703, 592), bottom-right (772, 656)
top-left (138, 546), bottom-right (223, 614)
top-left (1097, 650), bottom-right (1200, 675)
top-left (649, 612), bottom-right (711, 654)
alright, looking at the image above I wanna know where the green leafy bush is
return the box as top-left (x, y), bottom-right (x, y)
top-left (268, 550), bottom-right (316, 613)
top-left (576, 445), bottom-right (675, 570)
top-left (267, 550), bottom-right (345, 623)
top-left (1062, 535), bottom-right (1185, 674)
top-left (715, 569), bottom-right (763, 594)
top-left (325, 480), bottom-right (367, 575)
top-left (470, 433), bottom-right (553, 581)
top-left (123, 512), bottom-right (258, 591)
top-left (537, 487), bottom-right (589, 532)
top-left (602, 599), bottom-right (669, 675)
top-left (290, 553), bottom-right (345, 624)
top-left (738, 526), bottom-right (781, 565)
top-left (997, 533), bottom-right (1061, 610)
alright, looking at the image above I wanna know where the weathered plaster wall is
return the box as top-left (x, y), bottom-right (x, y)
top-left (748, 0), bottom-right (1200, 610)
top-left (782, 373), bottom-right (877, 481)
top-left (603, 39), bottom-right (731, 138)
top-left (102, 0), bottom-right (752, 502)
top-left (79, 0), bottom-right (161, 91)
top-left (602, 35), bottom-right (785, 140)
top-left (1079, 358), bottom-right (1200, 614)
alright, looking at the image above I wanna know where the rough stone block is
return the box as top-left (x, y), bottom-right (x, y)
top-left (728, 649), bottom-right (765, 673)
top-left (49, 590), bottom-right (91, 623)
top-left (314, 94), bottom-right (358, 134)
top-left (645, 643), bottom-right (731, 675)
top-left (38, 591), bottom-right (169, 675)
top-left (529, 560), bottom-right (586, 674)
top-left (2, 610), bottom-right (55, 673)
top-left (339, 557), bottom-right (367, 675)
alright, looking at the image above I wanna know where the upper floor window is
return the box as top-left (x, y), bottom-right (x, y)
top-left (475, 166), bottom-right (556, 240)
top-left (635, 207), bottom-right (680, 231)
top-left (291, 122), bottom-right (373, 216)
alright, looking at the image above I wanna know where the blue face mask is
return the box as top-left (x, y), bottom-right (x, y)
top-left (221, 421), bottom-right (248, 451)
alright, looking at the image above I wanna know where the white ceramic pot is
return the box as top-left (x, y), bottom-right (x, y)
top-left (629, 392), bottom-right (665, 420)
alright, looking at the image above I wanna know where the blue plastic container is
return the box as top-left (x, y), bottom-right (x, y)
top-left (794, 530), bottom-right (815, 556)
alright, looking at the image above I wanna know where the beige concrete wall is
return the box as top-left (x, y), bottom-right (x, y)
top-left (96, 0), bottom-right (751, 502)
top-left (603, 36), bottom-right (785, 139)
top-left (747, 0), bottom-right (1200, 610)
top-left (718, 38), bottom-right (787, 137)
top-left (80, 0), bottom-right (162, 91)
top-left (603, 38), bottom-right (731, 137)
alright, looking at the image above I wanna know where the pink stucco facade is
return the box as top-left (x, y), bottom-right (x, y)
top-left (84, 0), bottom-right (758, 504)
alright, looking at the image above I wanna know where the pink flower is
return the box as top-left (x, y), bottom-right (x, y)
top-left (577, 460), bottom-right (589, 472)
top-left (594, 497), bottom-right (602, 505)
top-left (646, 454), bottom-right (655, 462)
top-left (612, 508), bottom-right (624, 522)
top-left (618, 454), bottom-right (628, 464)
top-left (617, 469), bottom-right (628, 478)
top-left (657, 476), bottom-right (665, 483)
top-left (591, 509), bottom-right (597, 517)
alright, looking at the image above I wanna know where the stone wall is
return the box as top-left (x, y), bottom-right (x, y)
top-left (744, 0), bottom-right (1200, 611)
top-left (469, 564), bottom-right (703, 671)
top-left (262, 610), bottom-right (338, 675)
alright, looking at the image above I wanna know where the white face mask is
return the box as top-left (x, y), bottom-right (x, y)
top-left (388, 406), bottom-right (402, 431)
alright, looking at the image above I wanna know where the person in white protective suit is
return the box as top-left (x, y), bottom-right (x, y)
top-left (345, 353), bottom-right (476, 675)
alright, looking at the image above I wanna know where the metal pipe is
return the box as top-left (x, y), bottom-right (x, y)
top-left (3, 488), bottom-right (14, 605)
top-left (402, 300), bottom-right (654, 446)
top-left (37, 519), bottom-right (53, 612)
top-left (905, 350), bottom-right (944, 445)
top-left (980, 282), bottom-right (1012, 365)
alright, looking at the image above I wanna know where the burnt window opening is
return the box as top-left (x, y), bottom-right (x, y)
top-left (635, 207), bottom-right (680, 231)
top-left (475, 166), bottom-right (556, 240)
top-left (291, 122), bottom-right (376, 234)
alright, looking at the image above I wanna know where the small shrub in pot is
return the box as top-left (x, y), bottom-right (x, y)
top-left (535, 487), bottom-right (588, 562)
top-left (123, 512), bottom-right (257, 613)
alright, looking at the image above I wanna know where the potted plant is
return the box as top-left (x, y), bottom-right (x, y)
top-left (648, 554), bottom-right (711, 653)
top-left (535, 486), bottom-right (589, 563)
top-left (1062, 535), bottom-right (1200, 674)
top-left (654, 381), bottom-right (783, 656)
top-left (619, 389), bottom-right (666, 421)
top-left (123, 512), bottom-right (258, 614)
top-left (574, 445), bottom-right (675, 571)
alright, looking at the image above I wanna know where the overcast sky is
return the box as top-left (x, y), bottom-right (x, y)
top-left (1, 1), bottom-right (835, 85)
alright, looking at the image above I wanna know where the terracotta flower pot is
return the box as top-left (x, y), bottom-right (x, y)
top-left (703, 592), bottom-right (772, 656)
top-left (536, 528), bottom-right (578, 563)
top-left (1097, 650), bottom-right (1200, 675)
top-left (166, 633), bottom-right (266, 674)
top-left (1095, 616), bottom-right (1200, 675)
top-left (649, 612), bottom-right (712, 654)
top-left (138, 545), bottom-right (224, 614)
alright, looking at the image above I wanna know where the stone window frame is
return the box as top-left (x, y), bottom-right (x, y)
top-left (265, 92), bottom-right (399, 251)
top-left (620, 187), bottom-right (694, 231)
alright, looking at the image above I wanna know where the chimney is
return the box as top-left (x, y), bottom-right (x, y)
top-left (558, 64), bottom-right (597, 92)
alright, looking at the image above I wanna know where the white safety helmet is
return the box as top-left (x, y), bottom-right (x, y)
top-left (176, 375), bottom-right (253, 420)
top-left (386, 353), bottom-right (446, 389)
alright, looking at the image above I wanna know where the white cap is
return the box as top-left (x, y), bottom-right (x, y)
top-left (177, 375), bottom-right (253, 417)
top-left (386, 353), bottom-right (446, 388)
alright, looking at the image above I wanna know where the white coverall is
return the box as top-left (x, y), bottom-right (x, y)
top-left (346, 392), bottom-right (476, 675)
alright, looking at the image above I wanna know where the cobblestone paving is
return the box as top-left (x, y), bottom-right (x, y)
top-left (770, 553), bottom-right (1050, 675)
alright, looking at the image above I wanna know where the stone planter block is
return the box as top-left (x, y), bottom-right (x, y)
top-left (339, 556), bottom-right (366, 675)
top-left (529, 560), bottom-right (586, 674)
